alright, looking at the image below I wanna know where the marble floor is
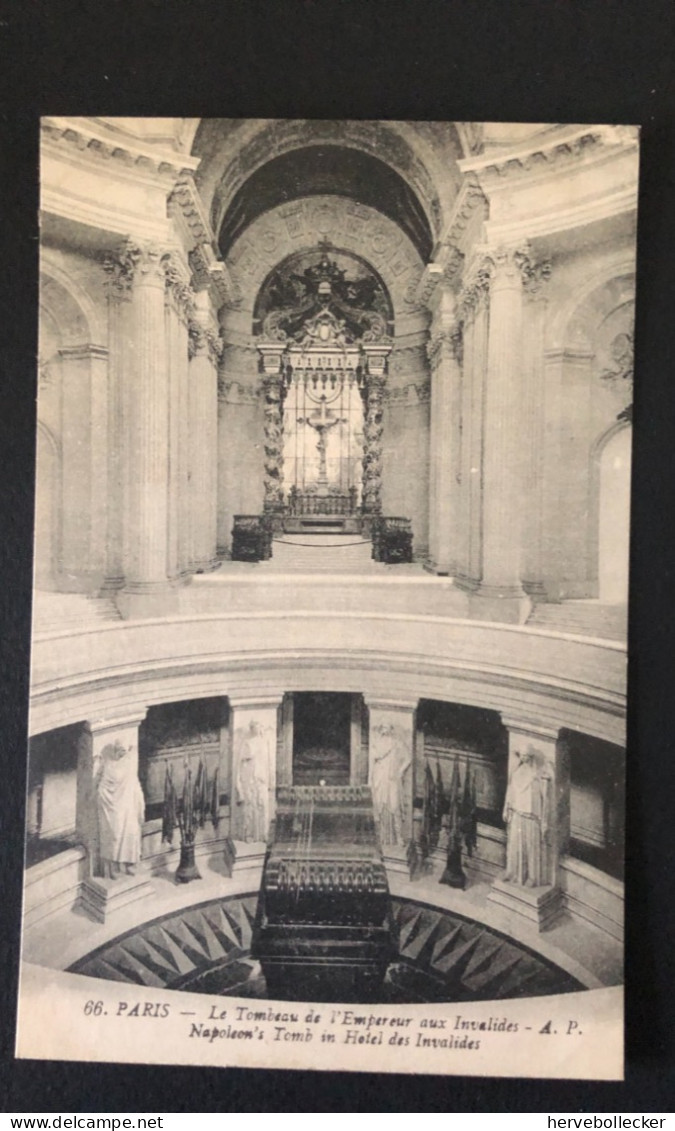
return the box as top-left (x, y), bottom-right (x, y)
top-left (22, 850), bottom-right (623, 994)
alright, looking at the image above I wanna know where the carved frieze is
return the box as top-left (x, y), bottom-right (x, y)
top-left (41, 117), bottom-right (199, 180)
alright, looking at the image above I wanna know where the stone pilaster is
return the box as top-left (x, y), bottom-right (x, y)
top-left (76, 711), bottom-right (153, 921)
top-left (57, 344), bottom-right (109, 591)
top-left (469, 244), bottom-right (532, 622)
top-left (228, 695), bottom-right (282, 849)
top-left (364, 697), bottom-right (417, 861)
top-left (488, 717), bottom-right (568, 931)
top-left (116, 240), bottom-right (173, 618)
top-left (277, 693), bottom-right (294, 788)
top-left (426, 284), bottom-right (462, 576)
top-left (350, 695), bottom-right (368, 786)
top-left (188, 293), bottom-right (221, 572)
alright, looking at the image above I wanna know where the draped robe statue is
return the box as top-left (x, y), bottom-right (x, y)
top-left (234, 720), bottom-right (273, 842)
top-left (95, 741), bottom-right (145, 879)
top-left (370, 723), bottom-right (412, 846)
top-left (502, 747), bottom-right (552, 887)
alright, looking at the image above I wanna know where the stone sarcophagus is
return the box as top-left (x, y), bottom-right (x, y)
top-left (252, 785), bottom-right (397, 1002)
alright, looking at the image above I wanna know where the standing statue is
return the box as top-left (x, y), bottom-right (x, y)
top-left (95, 741), bottom-right (145, 879)
top-left (502, 746), bottom-right (552, 887)
top-left (234, 719), bottom-right (273, 842)
top-left (370, 723), bottom-right (412, 846)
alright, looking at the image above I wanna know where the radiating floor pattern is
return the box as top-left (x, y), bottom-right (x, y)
top-left (69, 893), bottom-right (583, 1002)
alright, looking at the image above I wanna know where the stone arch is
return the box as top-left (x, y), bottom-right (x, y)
top-left (193, 118), bottom-right (461, 251)
top-left (549, 254), bottom-right (636, 353)
top-left (588, 420), bottom-right (632, 603)
top-left (39, 252), bottom-right (104, 347)
top-left (220, 195), bottom-right (428, 344)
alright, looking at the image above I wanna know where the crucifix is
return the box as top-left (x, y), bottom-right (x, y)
top-left (297, 396), bottom-right (347, 491)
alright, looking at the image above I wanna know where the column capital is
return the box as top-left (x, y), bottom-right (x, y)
top-left (228, 694), bottom-right (284, 712)
top-left (163, 251), bottom-right (196, 324)
top-left (121, 238), bottom-right (168, 288)
top-left (458, 256), bottom-right (491, 320)
top-left (188, 320), bottom-right (223, 365)
top-left (102, 251), bottom-right (135, 301)
top-left (85, 711), bottom-right (147, 736)
top-left (426, 324), bottom-right (462, 369)
top-left (364, 696), bottom-right (418, 715)
top-left (500, 716), bottom-right (560, 743)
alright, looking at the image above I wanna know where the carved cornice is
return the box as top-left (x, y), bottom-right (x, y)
top-left (189, 244), bottom-right (241, 309)
top-left (169, 176), bottom-right (214, 247)
top-left (442, 245), bottom-right (466, 289)
top-left (458, 126), bottom-right (622, 182)
top-left (437, 176), bottom-right (486, 254)
top-left (41, 117), bottom-right (199, 180)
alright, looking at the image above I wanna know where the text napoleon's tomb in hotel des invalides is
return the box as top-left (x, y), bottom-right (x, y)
top-left (18, 117), bottom-right (637, 1080)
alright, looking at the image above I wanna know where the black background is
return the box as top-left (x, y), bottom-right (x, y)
top-left (1, 0), bottom-right (674, 1113)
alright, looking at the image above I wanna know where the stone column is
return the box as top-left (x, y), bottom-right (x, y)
top-left (470, 244), bottom-right (531, 623)
top-left (188, 295), bottom-right (222, 572)
top-left (229, 696), bottom-right (282, 851)
top-left (521, 263), bottom-right (551, 601)
top-left (58, 344), bottom-right (109, 590)
top-left (102, 257), bottom-right (133, 592)
top-left (455, 262), bottom-right (490, 591)
top-left (164, 252), bottom-right (194, 584)
top-left (117, 240), bottom-right (173, 619)
top-left (364, 697), bottom-right (417, 860)
top-left (426, 284), bottom-right (462, 575)
top-left (489, 717), bottom-right (569, 931)
top-left (76, 711), bottom-right (152, 922)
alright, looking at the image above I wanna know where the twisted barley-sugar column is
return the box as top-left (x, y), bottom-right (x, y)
top-left (362, 372), bottom-right (386, 515)
top-left (261, 370), bottom-right (286, 514)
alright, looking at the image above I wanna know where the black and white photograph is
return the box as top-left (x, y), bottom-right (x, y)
top-left (16, 116), bottom-right (637, 1081)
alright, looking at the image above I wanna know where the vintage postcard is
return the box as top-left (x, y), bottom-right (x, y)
top-left (18, 118), bottom-right (636, 1080)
